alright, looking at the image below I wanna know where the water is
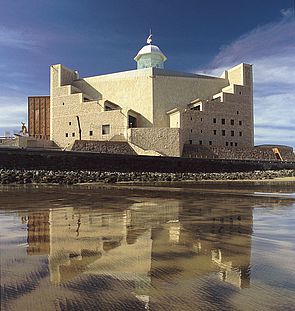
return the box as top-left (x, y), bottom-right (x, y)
top-left (0, 183), bottom-right (295, 311)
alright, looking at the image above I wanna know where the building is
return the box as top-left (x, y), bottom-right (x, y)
top-left (49, 35), bottom-right (254, 157)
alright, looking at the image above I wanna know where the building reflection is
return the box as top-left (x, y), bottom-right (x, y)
top-left (23, 195), bottom-right (254, 308)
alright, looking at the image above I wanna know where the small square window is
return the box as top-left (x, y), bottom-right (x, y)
top-left (231, 119), bottom-right (234, 125)
top-left (235, 142), bottom-right (238, 146)
top-left (222, 118), bottom-right (225, 125)
top-left (231, 130), bottom-right (234, 136)
top-left (199, 140), bottom-right (202, 145)
top-left (65, 133), bottom-right (68, 137)
top-left (209, 141), bottom-right (212, 145)
top-left (239, 131), bottom-right (242, 136)
top-left (102, 124), bottom-right (110, 135)
top-left (222, 130), bottom-right (225, 136)
top-left (72, 132), bottom-right (75, 137)
top-left (213, 130), bottom-right (217, 135)
top-left (89, 130), bottom-right (93, 136)
top-left (213, 118), bottom-right (216, 123)
top-left (239, 121), bottom-right (242, 126)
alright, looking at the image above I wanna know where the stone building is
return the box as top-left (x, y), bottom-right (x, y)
top-left (48, 35), bottom-right (254, 157)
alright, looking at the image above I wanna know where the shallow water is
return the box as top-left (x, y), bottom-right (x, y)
top-left (0, 184), bottom-right (295, 311)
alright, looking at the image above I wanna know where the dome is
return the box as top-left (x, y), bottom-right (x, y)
top-left (134, 44), bottom-right (167, 62)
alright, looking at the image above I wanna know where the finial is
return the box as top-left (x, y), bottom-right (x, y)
top-left (146, 28), bottom-right (152, 44)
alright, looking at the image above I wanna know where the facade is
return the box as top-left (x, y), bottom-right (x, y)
top-left (49, 37), bottom-right (254, 156)
top-left (28, 96), bottom-right (50, 139)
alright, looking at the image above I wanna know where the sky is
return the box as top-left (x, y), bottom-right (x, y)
top-left (0, 0), bottom-right (294, 147)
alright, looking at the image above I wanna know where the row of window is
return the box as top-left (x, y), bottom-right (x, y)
top-left (65, 125), bottom-right (110, 138)
top-left (213, 118), bottom-right (242, 126)
top-left (190, 140), bottom-right (239, 147)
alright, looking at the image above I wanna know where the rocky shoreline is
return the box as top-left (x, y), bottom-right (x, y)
top-left (0, 169), bottom-right (294, 185)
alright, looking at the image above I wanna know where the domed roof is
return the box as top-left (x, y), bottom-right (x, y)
top-left (134, 44), bottom-right (167, 61)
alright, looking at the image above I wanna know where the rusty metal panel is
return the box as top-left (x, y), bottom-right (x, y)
top-left (28, 96), bottom-right (50, 139)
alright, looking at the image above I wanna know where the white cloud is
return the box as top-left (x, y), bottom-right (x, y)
top-left (0, 96), bottom-right (27, 128)
top-left (199, 16), bottom-right (295, 148)
top-left (0, 27), bottom-right (39, 50)
top-left (280, 8), bottom-right (293, 18)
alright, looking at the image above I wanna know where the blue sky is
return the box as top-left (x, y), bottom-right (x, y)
top-left (0, 0), bottom-right (294, 147)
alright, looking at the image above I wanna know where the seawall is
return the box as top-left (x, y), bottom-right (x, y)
top-left (0, 148), bottom-right (294, 173)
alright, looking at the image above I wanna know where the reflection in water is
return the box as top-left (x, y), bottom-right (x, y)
top-left (1, 186), bottom-right (294, 311)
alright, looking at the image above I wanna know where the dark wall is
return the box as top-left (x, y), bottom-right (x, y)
top-left (0, 148), bottom-right (294, 173)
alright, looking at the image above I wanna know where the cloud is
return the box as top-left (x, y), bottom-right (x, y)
top-left (200, 15), bottom-right (295, 148)
top-left (0, 96), bottom-right (27, 128)
top-left (0, 27), bottom-right (39, 50)
top-left (280, 8), bottom-right (293, 18)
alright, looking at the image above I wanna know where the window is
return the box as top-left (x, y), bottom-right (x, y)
top-left (213, 118), bottom-right (216, 123)
top-left (190, 117), bottom-right (193, 121)
top-left (226, 142), bottom-right (229, 146)
top-left (213, 130), bottom-right (217, 135)
top-left (239, 120), bottom-right (242, 126)
top-left (89, 130), bottom-right (93, 136)
top-left (62, 102), bottom-right (65, 105)
top-left (231, 119), bottom-right (234, 125)
top-left (231, 130), bottom-right (234, 136)
top-left (102, 124), bottom-right (110, 135)
top-left (200, 130), bottom-right (203, 133)
top-left (190, 129), bottom-right (193, 133)
top-left (72, 132), bottom-right (75, 137)
top-left (209, 141), bottom-right (212, 145)
top-left (222, 130), bottom-right (225, 136)
top-left (65, 133), bottom-right (68, 137)
top-left (199, 140), bottom-right (202, 145)
top-left (239, 91), bottom-right (242, 95)
top-left (69, 122), bottom-right (71, 126)
top-left (239, 131), bottom-right (242, 136)
top-left (230, 142), bottom-right (233, 146)
top-left (201, 118), bottom-right (203, 122)
top-left (235, 142), bottom-right (238, 146)
top-left (237, 111), bottom-right (239, 115)
top-left (189, 139), bottom-right (192, 144)
top-left (222, 118), bottom-right (225, 125)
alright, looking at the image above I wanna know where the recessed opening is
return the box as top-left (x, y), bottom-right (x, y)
top-left (89, 130), bottom-right (93, 136)
top-left (102, 124), bottom-right (110, 135)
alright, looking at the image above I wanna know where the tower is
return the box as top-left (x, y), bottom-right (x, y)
top-left (134, 33), bottom-right (167, 69)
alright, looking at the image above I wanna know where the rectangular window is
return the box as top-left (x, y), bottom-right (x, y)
top-left (222, 118), bottom-right (225, 124)
top-left (65, 133), bottom-right (68, 137)
top-left (231, 119), bottom-right (234, 125)
top-left (213, 118), bottom-right (216, 123)
top-left (239, 120), bottom-right (242, 126)
top-left (199, 140), bottom-right (202, 145)
top-left (200, 130), bottom-right (203, 133)
top-left (226, 142), bottom-right (229, 146)
top-left (72, 132), bottom-right (75, 137)
top-left (239, 131), bottom-right (242, 136)
top-left (201, 118), bottom-right (203, 122)
top-left (237, 111), bottom-right (239, 115)
top-left (231, 130), bottom-right (234, 136)
top-left (190, 129), bottom-right (193, 133)
top-left (69, 122), bottom-right (71, 126)
top-left (230, 142), bottom-right (233, 146)
top-left (213, 130), bottom-right (217, 135)
top-left (209, 141), bottom-right (212, 145)
top-left (235, 142), bottom-right (238, 146)
top-left (189, 139), bottom-right (192, 144)
top-left (222, 130), bottom-right (225, 136)
top-left (190, 117), bottom-right (193, 121)
top-left (102, 124), bottom-right (110, 135)
top-left (89, 130), bottom-right (93, 136)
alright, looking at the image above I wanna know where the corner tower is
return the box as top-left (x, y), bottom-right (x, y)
top-left (134, 33), bottom-right (167, 69)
